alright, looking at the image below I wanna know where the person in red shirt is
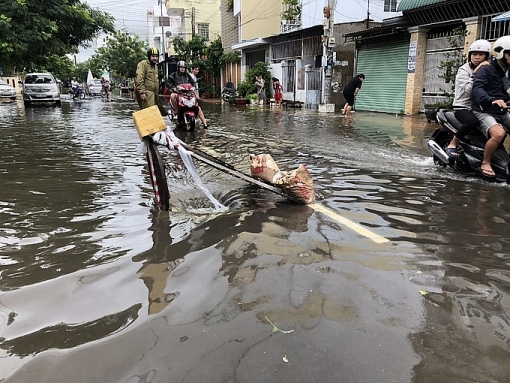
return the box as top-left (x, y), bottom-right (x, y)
top-left (272, 77), bottom-right (283, 107)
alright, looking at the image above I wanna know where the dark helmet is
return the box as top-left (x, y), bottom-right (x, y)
top-left (147, 47), bottom-right (159, 60)
top-left (177, 60), bottom-right (187, 69)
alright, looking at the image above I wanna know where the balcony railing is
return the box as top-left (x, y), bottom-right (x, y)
top-left (281, 21), bottom-right (301, 33)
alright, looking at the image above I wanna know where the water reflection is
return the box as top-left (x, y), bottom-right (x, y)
top-left (2, 100), bottom-right (510, 381)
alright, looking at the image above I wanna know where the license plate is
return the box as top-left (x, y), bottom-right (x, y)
top-left (34, 94), bottom-right (48, 98)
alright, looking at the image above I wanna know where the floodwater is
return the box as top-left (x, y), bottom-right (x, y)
top-left (0, 94), bottom-right (509, 383)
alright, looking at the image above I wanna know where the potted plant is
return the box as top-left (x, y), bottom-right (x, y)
top-left (202, 83), bottom-right (213, 99)
top-left (282, 0), bottom-right (301, 23)
top-left (235, 97), bottom-right (248, 105)
top-left (247, 93), bottom-right (258, 104)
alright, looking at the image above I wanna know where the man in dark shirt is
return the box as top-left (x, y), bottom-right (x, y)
top-left (342, 74), bottom-right (365, 117)
top-left (472, 36), bottom-right (510, 178)
top-left (166, 60), bottom-right (208, 128)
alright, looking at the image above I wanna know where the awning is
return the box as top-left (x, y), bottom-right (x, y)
top-left (493, 11), bottom-right (510, 22)
top-left (397, 0), bottom-right (447, 12)
top-left (231, 38), bottom-right (270, 51)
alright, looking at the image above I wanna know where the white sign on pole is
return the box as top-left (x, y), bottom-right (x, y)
top-left (408, 41), bottom-right (417, 73)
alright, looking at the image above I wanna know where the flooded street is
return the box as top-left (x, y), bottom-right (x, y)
top-left (1, 94), bottom-right (510, 382)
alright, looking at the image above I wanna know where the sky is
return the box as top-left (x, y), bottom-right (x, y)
top-left (78, 0), bottom-right (398, 61)
top-left (79, 0), bottom-right (159, 61)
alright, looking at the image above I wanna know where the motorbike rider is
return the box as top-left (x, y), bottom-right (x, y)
top-left (71, 77), bottom-right (79, 94)
top-left (472, 35), bottom-right (510, 178)
top-left (102, 79), bottom-right (111, 99)
top-left (189, 64), bottom-right (200, 97)
top-left (446, 40), bottom-right (492, 157)
top-left (167, 60), bottom-right (208, 128)
top-left (135, 47), bottom-right (167, 115)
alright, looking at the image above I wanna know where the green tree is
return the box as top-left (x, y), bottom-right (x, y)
top-left (92, 31), bottom-right (147, 79)
top-left (203, 36), bottom-right (224, 95)
top-left (0, 0), bottom-right (115, 74)
top-left (172, 35), bottom-right (207, 64)
top-left (43, 54), bottom-right (75, 81)
top-left (237, 62), bottom-right (271, 98)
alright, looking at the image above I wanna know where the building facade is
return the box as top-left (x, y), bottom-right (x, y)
top-left (345, 0), bottom-right (510, 115)
top-left (165, 0), bottom-right (222, 55)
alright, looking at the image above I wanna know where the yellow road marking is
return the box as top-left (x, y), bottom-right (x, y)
top-left (309, 203), bottom-right (389, 244)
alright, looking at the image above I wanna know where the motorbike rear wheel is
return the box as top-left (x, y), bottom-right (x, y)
top-left (146, 139), bottom-right (170, 211)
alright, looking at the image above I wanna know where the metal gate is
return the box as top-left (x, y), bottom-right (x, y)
top-left (421, 35), bottom-right (463, 111)
top-left (356, 40), bottom-right (409, 113)
top-left (305, 65), bottom-right (321, 108)
top-left (282, 60), bottom-right (296, 102)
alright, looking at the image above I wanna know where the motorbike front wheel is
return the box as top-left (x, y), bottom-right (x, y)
top-left (222, 93), bottom-right (230, 102)
top-left (186, 116), bottom-right (196, 132)
top-left (79, 92), bottom-right (85, 100)
top-left (146, 139), bottom-right (170, 211)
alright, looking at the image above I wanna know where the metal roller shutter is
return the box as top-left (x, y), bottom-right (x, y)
top-left (355, 41), bottom-right (409, 113)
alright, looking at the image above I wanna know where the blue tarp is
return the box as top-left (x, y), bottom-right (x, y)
top-left (493, 11), bottom-right (510, 22)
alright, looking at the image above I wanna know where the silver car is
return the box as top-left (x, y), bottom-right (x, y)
top-left (87, 79), bottom-right (103, 96)
top-left (23, 73), bottom-right (61, 107)
top-left (0, 79), bottom-right (17, 100)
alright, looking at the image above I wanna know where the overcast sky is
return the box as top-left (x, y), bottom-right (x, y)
top-left (78, 0), bottom-right (398, 61)
top-left (80, 0), bottom-right (159, 61)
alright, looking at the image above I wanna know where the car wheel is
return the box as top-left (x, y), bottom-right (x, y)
top-left (56, 100), bottom-right (61, 107)
top-left (24, 100), bottom-right (31, 107)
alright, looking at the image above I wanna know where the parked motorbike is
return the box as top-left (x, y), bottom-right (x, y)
top-left (170, 83), bottom-right (198, 132)
top-left (221, 85), bottom-right (238, 102)
top-left (427, 109), bottom-right (510, 183)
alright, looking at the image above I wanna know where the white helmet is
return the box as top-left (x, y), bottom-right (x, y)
top-left (469, 39), bottom-right (492, 54)
top-left (493, 36), bottom-right (510, 59)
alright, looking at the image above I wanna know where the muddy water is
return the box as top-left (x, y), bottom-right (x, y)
top-left (1, 97), bottom-right (509, 382)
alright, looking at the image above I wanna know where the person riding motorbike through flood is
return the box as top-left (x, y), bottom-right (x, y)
top-left (71, 77), bottom-right (79, 93)
top-left (472, 35), bottom-right (510, 178)
top-left (167, 60), bottom-right (208, 128)
top-left (446, 40), bottom-right (492, 157)
top-left (135, 47), bottom-right (167, 115)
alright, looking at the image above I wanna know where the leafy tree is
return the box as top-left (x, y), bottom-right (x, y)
top-left (172, 35), bottom-right (207, 64)
top-left (0, 0), bottom-right (115, 74)
top-left (42, 54), bottom-right (75, 81)
top-left (219, 50), bottom-right (240, 66)
top-left (92, 31), bottom-right (147, 79)
top-left (237, 62), bottom-right (271, 98)
top-left (202, 36), bottom-right (225, 95)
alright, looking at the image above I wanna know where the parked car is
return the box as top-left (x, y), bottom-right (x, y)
top-left (23, 73), bottom-right (61, 107)
top-left (87, 79), bottom-right (103, 96)
top-left (0, 79), bottom-right (17, 100)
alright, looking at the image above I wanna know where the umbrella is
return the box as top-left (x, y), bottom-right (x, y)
top-left (87, 69), bottom-right (94, 85)
top-left (492, 11), bottom-right (510, 22)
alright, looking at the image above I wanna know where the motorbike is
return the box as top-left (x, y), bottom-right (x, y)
top-left (70, 85), bottom-right (85, 100)
top-left (221, 85), bottom-right (238, 102)
top-left (427, 109), bottom-right (510, 183)
top-left (170, 83), bottom-right (198, 132)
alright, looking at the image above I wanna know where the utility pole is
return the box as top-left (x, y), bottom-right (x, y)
top-left (319, 0), bottom-right (336, 113)
top-left (366, 0), bottom-right (370, 29)
top-left (191, 7), bottom-right (196, 38)
top-left (160, 0), bottom-right (165, 61)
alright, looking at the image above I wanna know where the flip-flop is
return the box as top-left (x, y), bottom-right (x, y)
top-left (479, 167), bottom-right (496, 178)
top-left (446, 147), bottom-right (458, 157)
